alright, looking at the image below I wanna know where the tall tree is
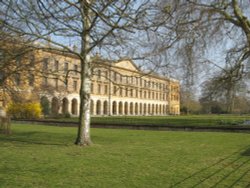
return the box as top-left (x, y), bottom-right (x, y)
top-left (0, 0), bottom-right (151, 146)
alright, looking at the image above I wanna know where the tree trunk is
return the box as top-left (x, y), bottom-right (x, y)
top-left (75, 0), bottom-right (92, 146)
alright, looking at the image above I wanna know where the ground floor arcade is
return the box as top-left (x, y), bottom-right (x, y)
top-left (40, 95), bottom-right (170, 116)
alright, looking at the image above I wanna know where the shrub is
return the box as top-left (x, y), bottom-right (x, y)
top-left (64, 112), bottom-right (71, 118)
top-left (7, 102), bottom-right (42, 119)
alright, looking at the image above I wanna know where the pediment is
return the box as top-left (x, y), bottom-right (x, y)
top-left (114, 60), bottom-right (139, 72)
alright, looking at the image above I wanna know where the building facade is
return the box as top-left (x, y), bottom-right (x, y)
top-left (1, 49), bottom-right (180, 116)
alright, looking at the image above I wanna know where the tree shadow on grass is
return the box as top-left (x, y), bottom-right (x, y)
top-left (241, 147), bottom-right (250, 156)
top-left (170, 146), bottom-right (250, 188)
top-left (0, 131), bottom-right (73, 146)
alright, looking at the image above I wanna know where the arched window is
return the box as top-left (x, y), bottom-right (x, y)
top-left (112, 101), bottom-right (117, 115)
top-left (71, 98), bottom-right (78, 115)
top-left (51, 97), bottom-right (60, 115)
top-left (96, 100), bottom-right (101, 115)
top-left (62, 98), bottom-right (69, 114)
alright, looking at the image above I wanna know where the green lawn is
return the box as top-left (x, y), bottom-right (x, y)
top-left (0, 124), bottom-right (250, 188)
top-left (48, 114), bottom-right (250, 127)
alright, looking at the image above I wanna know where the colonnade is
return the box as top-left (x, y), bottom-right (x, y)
top-left (41, 96), bottom-right (169, 116)
top-left (90, 99), bottom-right (168, 116)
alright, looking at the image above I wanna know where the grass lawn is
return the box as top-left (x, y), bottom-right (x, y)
top-left (0, 124), bottom-right (249, 188)
top-left (48, 114), bottom-right (250, 127)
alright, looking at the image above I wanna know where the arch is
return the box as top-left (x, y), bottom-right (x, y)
top-left (156, 104), bottom-right (158, 115)
top-left (96, 100), bottom-right (101, 115)
top-left (148, 103), bottom-right (151, 115)
top-left (124, 102), bottom-right (128, 115)
top-left (40, 96), bottom-right (50, 115)
top-left (90, 100), bottom-right (94, 115)
top-left (139, 103), bottom-right (142, 115)
top-left (152, 104), bottom-right (155, 115)
top-left (135, 103), bottom-right (138, 115)
top-left (71, 98), bottom-right (78, 115)
top-left (62, 98), bottom-right (69, 115)
top-left (130, 102), bottom-right (133, 115)
top-left (112, 101), bottom-right (117, 115)
top-left (119, 101), bottom-right (123, 115)
top-left (103, 101), bottom-right (108, 115)
top-left (51, 97), bottom-right (60, 115)
top-left (159, 104), bottom-right (162, 114)
top-left (143, 103), bottom-right (147, 115)
top-left (163, 105), bottom-right (165, 114)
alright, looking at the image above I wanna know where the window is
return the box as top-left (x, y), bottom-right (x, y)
top-left (98, 70), bottom-right (101, 79)
top-left (113, 86), bottom-right (116, 95)
top-left (43, 58), bottom-right (49, 71)
top-left (54, 60), bottom-right (59, 72)
top-left (98, 84), bottom-right (101, 94)
top-left (64, 62), bottom-right (69, 73)
top-left (130, 89), bottom-right (133, 97)
top-left (91, 83), bottom-right (94, 93)
top-left (105, 71), bottom-right (108, 80)
top-left (116, 73), bottom-right (120, 82)
top-left (104, 85), bottom-right (108, 94)
top-left (28, 74), bottom-right (34, 86)
top-left (119, 88), bottom-right (123, 96)
top-left (114, 72), bottom-right (117, 81)
top-left (74, 64), bottom-right (78, 75)
top-left (15, 73), bottom-right (21, 86)
top-left (125, 88), bottom-right (128, 96)
top-left (65, 79), bottom-right (68, 89)
top-left (144, 91), bottom-right (147, 98)
top-left (73, 80), bottom-right (77, 91)
top-left (120, 75), bottom-right (123, 83)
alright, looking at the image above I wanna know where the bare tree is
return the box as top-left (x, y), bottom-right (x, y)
top-left (0, 0), bottom-right (153, 146)
top-left (151, 0), bottom-right (250, 113)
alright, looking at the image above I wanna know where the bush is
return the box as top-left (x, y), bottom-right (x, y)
top-left (64, 112), bottom-right (71, 118)
top-left (7, 102), bottom-right (42, 119)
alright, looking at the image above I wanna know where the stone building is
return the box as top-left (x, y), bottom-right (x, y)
top-left (0, 49), bottom-right (180, 116)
